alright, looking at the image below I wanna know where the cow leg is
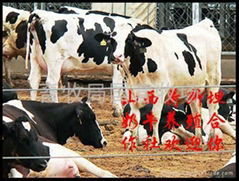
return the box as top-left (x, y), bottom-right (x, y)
top-left (206, 86), bottom-right (221, 143)
top-left (28, 56), bottom-right (42, 101)
top-left (45, 59), bottom-right (64, 103)
top-left (112, 65), bottom-right (124, 117)
top-left (3, 58), bottom-right (14, 87)
top-left (129, 104), bottom-right (140, 145)
top-left (189, 98), bottom-right (203, 143)
top-left (171, 125), bottom-right (195, 142)
top-left (151, 102), bottom-right (163, 145)
top-left (151, 89), bottom-right (168, 145)
top-left (218, 115), bottom-right (236, 140)
top-left (161, 131), bottom-right (182, 145)
top-left (123, 103), bottom-right (140, 146)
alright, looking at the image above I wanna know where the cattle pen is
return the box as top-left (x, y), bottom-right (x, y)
top-left (2, 2), bottom-right (236, 178)
top-left (2, 82), bottom-right (236, 178)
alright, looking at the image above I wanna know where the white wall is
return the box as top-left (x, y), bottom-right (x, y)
top-left (92, 3), bottom-right (157, 27)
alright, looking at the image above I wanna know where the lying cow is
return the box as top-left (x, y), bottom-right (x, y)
top-left (9, 137), bottom-right (117, 178)
top-left (3, 97), bottom-right (107, 148)
top-left (27, 141), bottom-right (117, 178)
top-left (95, 18), bottom-right (222, 145)
top-left (3, 115), bottom-right (50, 178)
top-left (123, 89), bottom-right (236, 144)
top-left (26, 8), bottom-right (142, 117)
top-left (3, 6), bottom-right (30, 86)
top-left (211, 152), bottom-right (236, 178)
top-left (3, 79), bottom-right (18, 103)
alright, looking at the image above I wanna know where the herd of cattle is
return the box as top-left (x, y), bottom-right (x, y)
top-left (2, 5), bottom-right (236, 178)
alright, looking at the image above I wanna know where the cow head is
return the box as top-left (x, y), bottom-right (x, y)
top-left (94, 22), bottom-right (136, 64)
top-left (73, 97), bottom-right (107, 148)
top-left (3, 116), bottom-right (50, 172)
top-left (124, 31), bottom-right (152, 60)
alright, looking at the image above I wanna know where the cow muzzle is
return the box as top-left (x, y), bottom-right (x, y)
top-left (101, 138), bottom-right (108, 147)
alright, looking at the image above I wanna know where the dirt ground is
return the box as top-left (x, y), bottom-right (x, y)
top-left (11, 78), bottom-right (236, 178)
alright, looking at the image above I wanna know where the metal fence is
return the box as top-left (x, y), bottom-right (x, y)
top-left (2, 2), bottom-right (236, 52)
top-left (2, 2), bottom-right (91, 11)
top-left (155, 3), bottom-right (236, 52)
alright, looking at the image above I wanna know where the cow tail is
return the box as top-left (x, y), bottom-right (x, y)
top-left (25, 22), bottom-right (31, 69)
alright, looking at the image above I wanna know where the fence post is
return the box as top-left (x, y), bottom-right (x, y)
top-left (147, 3), bottom-right (150, 24)
top-left (219, 3), bottom-right (225, 39)
top-left (111, 3), bottom-right (114, 13)
top-left (124, 3), bottom-right (127, 16)
top-left (156, 3), bottom-right (165, 29)
top-left (192, 3), bottom-right (200, 24)
top-left (34, 3), bottom-right (38, 10)
top-left (40, 3), bottom-right (45, 10)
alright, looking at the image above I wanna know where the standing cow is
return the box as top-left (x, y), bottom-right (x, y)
top-left (95, 18), bottom-right (222, 145)
top-left (3, 6), bottom-right (30, 86)
top-left (26, 9), bottom-right (142, 116)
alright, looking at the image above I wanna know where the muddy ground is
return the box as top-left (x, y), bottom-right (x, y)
top-left (10, 78), bottom-right (236, 178)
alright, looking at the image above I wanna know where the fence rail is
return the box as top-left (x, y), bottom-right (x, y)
top-left (3, 149), bottom-right (235, 160)
top-left (2, 84), bottom-right (237, 92)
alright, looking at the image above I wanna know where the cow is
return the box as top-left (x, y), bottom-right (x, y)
top-left (124, 89), bottom-right (236, 144)
top-left (95, 18), bottom-right (222, 145)
top-left (27, 141), bottom-right (117, 178)
top-left (2, 115), bottom-right (50, 178)
top-left (2, 6), bottom-right (30, 86)
top-left (25, 8), bottom-right (143, 117)
top-left (211, 152), bottom-right (236, 178)
top-left (3, 97), bottom-right (107, 148)
top-left (96, 18), bottom-right (221, 146)
top-left (9, 137), bottom-right (117, 178)
top-left (3, 79), bottom-right (18, 103)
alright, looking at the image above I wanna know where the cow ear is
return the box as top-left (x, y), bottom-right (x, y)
top-left (136, 37), bottom-right (152, 48)
top-left (81, 97), bottom-right (88, 103)
top-left (75, 108), bottom-right (83, 124)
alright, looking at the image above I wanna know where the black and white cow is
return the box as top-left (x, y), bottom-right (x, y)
top-left (3, 97), bottom-right (107, 148)
top-left (3, 115), bottom-right (50, 178)
top-left (27, 141), bottom-right (117, 178)
top-left (124, 89), bottom-right (236, 144)
top-left (3, 6), bottom-right (30, 86)
top-left (96, 18), bottom-right (222, 145)
top-left (123, 103), bottom-right (194, 144)
top-left (8, 136), bottom-right (117, 178)
top-left (25, 8), bottom-right (142, 116)
top-left (211, 152), bottom-right (236, 178)
top-left (3, 80), bottom-right (18, 103)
